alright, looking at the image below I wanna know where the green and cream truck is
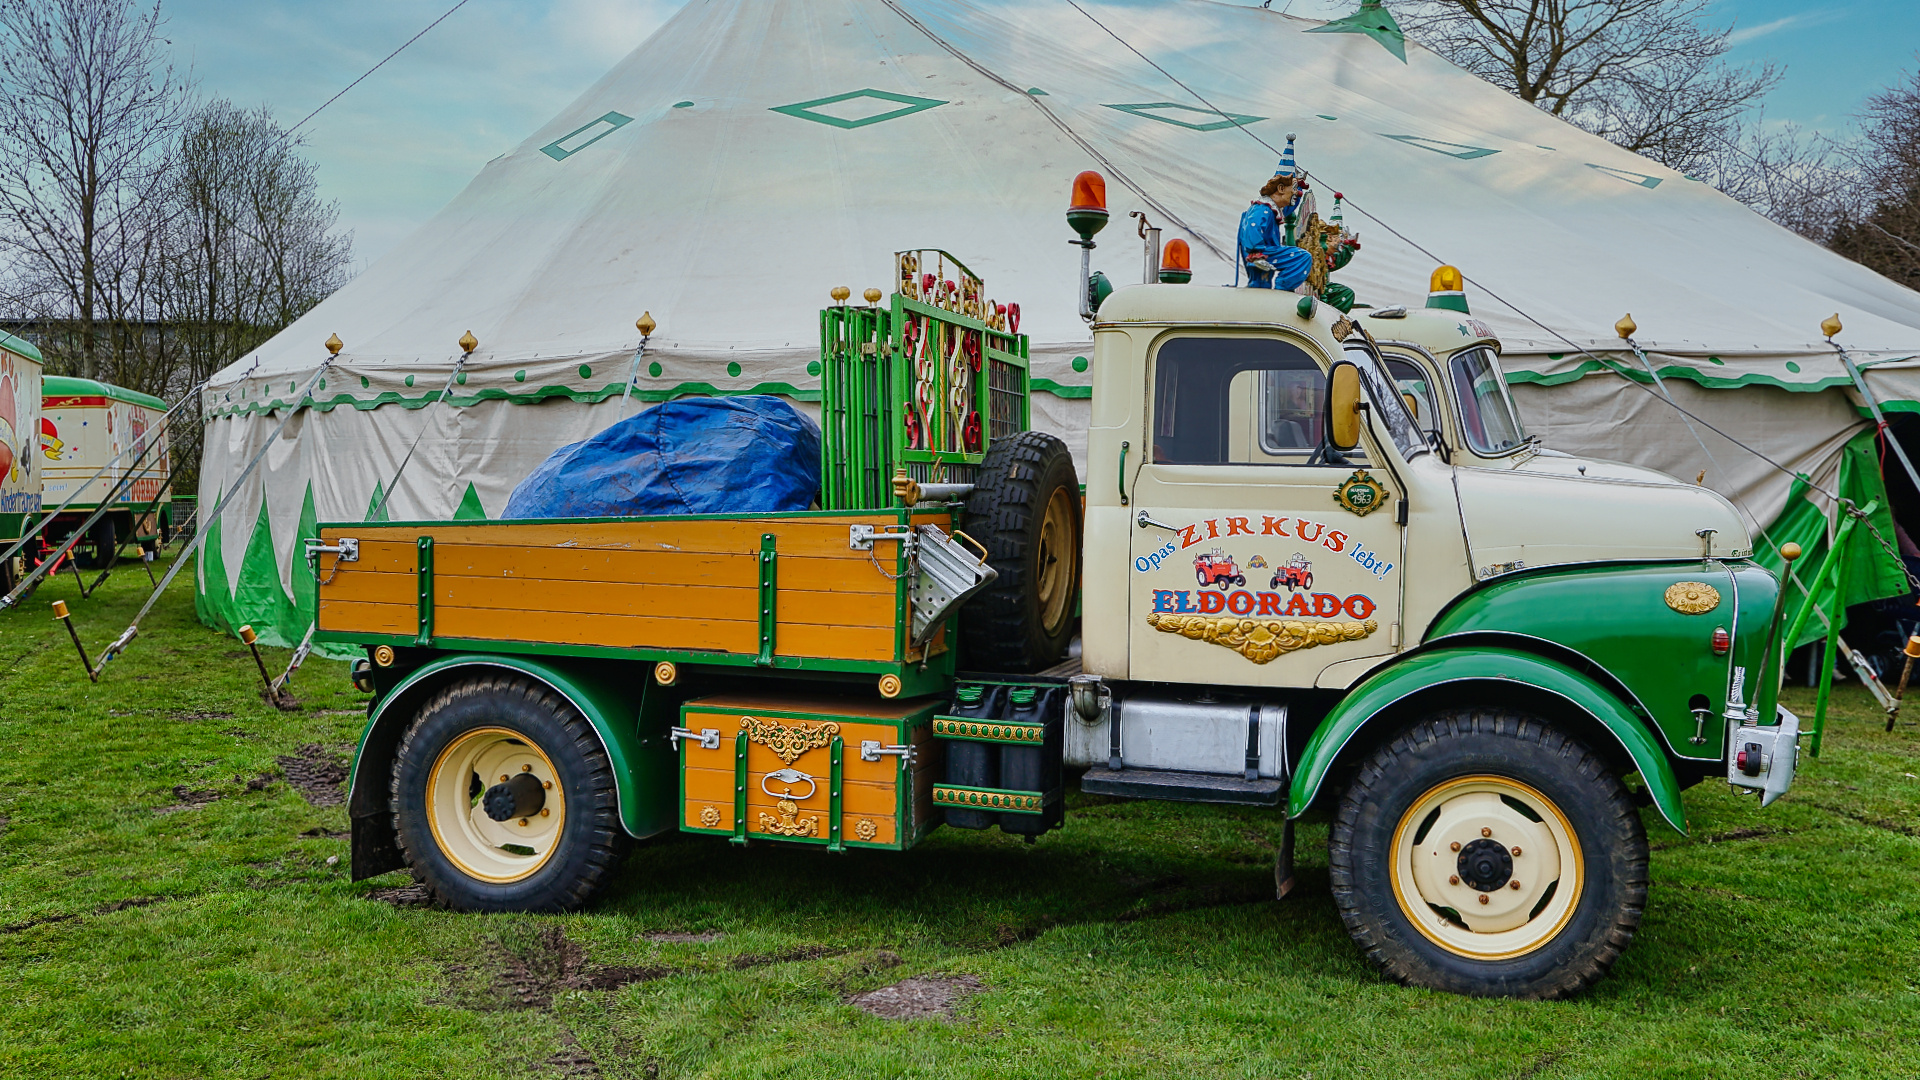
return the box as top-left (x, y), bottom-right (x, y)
top-left (316, 206), bottom-right (1802, 1001)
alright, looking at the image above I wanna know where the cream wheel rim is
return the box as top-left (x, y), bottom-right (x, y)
top-left (1389, 775), bottom-right (1583, 960)
top-left (426, 726), bottom-right (566, 883)
top-left (1035, 486), bottom-right (1078, 632)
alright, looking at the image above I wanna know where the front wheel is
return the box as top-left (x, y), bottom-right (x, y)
top-left (390, 674), bottom-right (626, 912)
top-left (1329, 709), bottom-right (1647, 999)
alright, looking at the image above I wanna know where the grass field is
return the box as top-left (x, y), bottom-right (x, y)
top-left (1, 551), bottom-right (1917, 1079)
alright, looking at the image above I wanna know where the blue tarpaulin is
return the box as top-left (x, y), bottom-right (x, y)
top-left (504, 396), bottom-right (821, 519)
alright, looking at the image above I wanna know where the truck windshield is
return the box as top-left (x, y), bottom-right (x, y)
top-left (1448, 346), bottom-right (1526, 455)
top-left (1342, 342), bottom-right (1426, 459)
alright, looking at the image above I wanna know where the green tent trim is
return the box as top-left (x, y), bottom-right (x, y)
top-left (1504, 358), bottom-right (1853, 394)
top-left (194, 481), bottom-right (357, 660)
top-left (206, 375), bottom-right (1096, 418)
top-left (1752, 428), bottom-right (1909, 650)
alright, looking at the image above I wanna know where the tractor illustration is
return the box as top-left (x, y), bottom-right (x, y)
top-left (1271, 553), bottom-right (1313, 592)
top-left (1194, 548), bottom-right (1245, 590)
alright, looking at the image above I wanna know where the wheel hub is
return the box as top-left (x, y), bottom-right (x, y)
top-left (481, 772), bottom-right (546, 822)
top-left (1391, 776), bottom-right (1583, 959)
top-left (1456, 838), bottom-right (1513, 892)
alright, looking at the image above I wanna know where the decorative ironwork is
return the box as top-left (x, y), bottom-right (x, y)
top-left (1664, 581), bottom-right (1721, 615)
top-left (739, 715), bottom-right (839, 765)
top-left (933, 785), bottom-right (1046, 814)
top-left (932, 717), bottom-right (1045, 744)
top-left (757, 797), bottom-right (820, 837)
top-left (1145, 614), bottom-right (1379, 665)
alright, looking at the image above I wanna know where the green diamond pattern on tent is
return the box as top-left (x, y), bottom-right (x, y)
top-left (1305, 0), bottom-right (1407, 62)
top-left (769, 89), bottom-right (946, 129)
top-left (539, 111), bottom-right (634, 161)
top-left (1587, 163), bottom-right (1663, 189)
top-left (1380, 133), bottom-right (1499, 160)
top-left (1103, 102), bottom-right (1264, 132)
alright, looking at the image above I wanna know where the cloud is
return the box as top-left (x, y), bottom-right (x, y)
top-left (1727, 10), bottom-right (1843, 47)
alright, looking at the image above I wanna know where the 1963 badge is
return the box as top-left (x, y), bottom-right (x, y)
top-left (1333, 470), bottom-right (1388, 516)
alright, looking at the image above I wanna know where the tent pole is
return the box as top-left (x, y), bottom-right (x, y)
top-left (1835, 344), bottom-right (1920, 501)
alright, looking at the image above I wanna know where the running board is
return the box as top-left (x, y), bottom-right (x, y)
top-left (1079, 767), bottom-right (1284, 806)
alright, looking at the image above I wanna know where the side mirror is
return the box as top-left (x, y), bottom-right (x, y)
top-left (1326, 361), bottom-right (1363, 451)
top-left (1401, 392), bottom-right (1420, 421)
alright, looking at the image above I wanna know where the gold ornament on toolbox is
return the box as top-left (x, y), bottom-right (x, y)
top-left (738, 715), bottom-right (839, 765)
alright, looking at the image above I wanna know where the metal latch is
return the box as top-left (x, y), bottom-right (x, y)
top-left (303, 537), bottom-right (358, 567)
top-left (849, 524), bottom-right (916, 551)
top-left (860, 739), bottom-right (917, 764)
top-left (669, 726), bottom-right (721, 750)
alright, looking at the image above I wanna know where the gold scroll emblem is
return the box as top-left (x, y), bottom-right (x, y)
top-left (1664, 581), bottom-right (1720, 615)
top-left (739, 715), bottom-right (840, 764)
top-left (758, 797), bottom-right (819, 837)
top-left (1333, 470), bottom-right (1388, 516)
top-left (1146, 614), bottom-right (1379, 665)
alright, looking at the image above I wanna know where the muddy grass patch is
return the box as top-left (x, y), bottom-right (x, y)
top-left (728, 944), bottom-right (846, 970)
top-left (442, 925), bottom-right (671, 1010)
top-left (168, 709), bottom-right (235, 723)
top-left (365, 883), bottom-right (437, 908)
top-left (848, 973), bottom-right (984, 1022)
top-left (643, 930), bottom-right (724, 944)
top-left (276, 744), bottom-right (348, 807)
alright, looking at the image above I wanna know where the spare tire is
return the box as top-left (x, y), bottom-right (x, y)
top-left (960, 430), bottom-right (1082, 672)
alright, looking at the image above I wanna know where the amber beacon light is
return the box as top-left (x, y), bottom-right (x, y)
top-left (1159, 238), bottom-right (1192, 284)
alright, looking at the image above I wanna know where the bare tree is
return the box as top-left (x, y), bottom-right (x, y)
top-left (0, 0), bottom-right (187, 379)
top-left (160, 100), bottom-right (353, 395)
top-left (1829, 65), bottom-right (1920, 290)
top-left (1398, 0), bottom-right (1779, 178)
top-left (1695, 116), bottom-right (1854, 244)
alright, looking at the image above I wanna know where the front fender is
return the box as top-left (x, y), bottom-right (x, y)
top-left (1288, 647), bottom-right (1686, 833)
top-left (348, 654), bottom-right (673, 853)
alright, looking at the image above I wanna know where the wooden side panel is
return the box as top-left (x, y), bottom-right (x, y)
top-left (314, 511), bottom-right (948, 663)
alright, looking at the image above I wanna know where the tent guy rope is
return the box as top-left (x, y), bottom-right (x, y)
top-left (71, 358), bottom-right (335, 680)
top-left (1058, 0), bottom-right (1864, 505)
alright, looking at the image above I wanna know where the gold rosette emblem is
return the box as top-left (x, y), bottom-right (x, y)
top-left (1664, 581), bottom-right (1720, 615)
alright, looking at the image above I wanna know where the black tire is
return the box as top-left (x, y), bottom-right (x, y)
top-left (1329, 709), bottom-right (1648, 999)
top-left (75, 518), bottom-right (117, 571)
top-left (960, 430), bottom-right (1082, 672)
top-left (390, 674), bottom-right (627, 912)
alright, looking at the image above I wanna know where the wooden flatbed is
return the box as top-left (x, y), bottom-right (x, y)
top-left (312, 507), bottom-right (959, 694)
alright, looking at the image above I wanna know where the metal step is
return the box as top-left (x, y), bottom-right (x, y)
top-left (1078, 767), bottom-right (1284, 806)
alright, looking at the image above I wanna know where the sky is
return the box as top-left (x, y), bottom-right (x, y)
top-left (160, 0), bottom-right (1920, 269)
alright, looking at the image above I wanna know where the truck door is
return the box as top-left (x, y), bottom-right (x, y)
top-left (1125, 333), bottom-right (1407, 688)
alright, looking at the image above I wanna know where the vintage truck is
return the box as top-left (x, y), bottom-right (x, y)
top-left (316, 196), bottom-right (1803, 1000)
top-left (0, 331), bottom-right (42, 596)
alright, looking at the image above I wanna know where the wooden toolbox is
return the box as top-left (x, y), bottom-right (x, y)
top-left (676, 694), bottom-right (941, 850)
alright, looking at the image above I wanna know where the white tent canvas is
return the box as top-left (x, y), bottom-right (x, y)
top-left (196, 0), bottom-right (1920, 649)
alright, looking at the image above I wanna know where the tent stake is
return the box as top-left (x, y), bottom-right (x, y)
top-left (50, 601), bottom-right (97, 683)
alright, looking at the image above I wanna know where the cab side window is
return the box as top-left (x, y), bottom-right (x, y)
top-left (1150, 336), bottom-right (1364, 466)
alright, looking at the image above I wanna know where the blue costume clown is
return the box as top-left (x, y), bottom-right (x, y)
top-left (1238, 134), bottom-right (1314, 290)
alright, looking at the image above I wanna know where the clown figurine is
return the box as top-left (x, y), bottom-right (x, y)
top-left (1238, 133), bottom-right (1314, 290)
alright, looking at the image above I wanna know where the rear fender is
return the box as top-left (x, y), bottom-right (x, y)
top-left (1289, 647), bottom-right (1686, 833)
top-left (347, 654), bottom-right (674, 880)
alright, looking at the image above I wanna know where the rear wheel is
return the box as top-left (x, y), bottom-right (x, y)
top-left (391, 674), bottom-right (626, 912)
top-left (75, 518), bottom-right (117, 570)
top-left (960, 431), bottom-right (1081, 672)
top-left (1329, 709), bottom-right (1647, 999)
